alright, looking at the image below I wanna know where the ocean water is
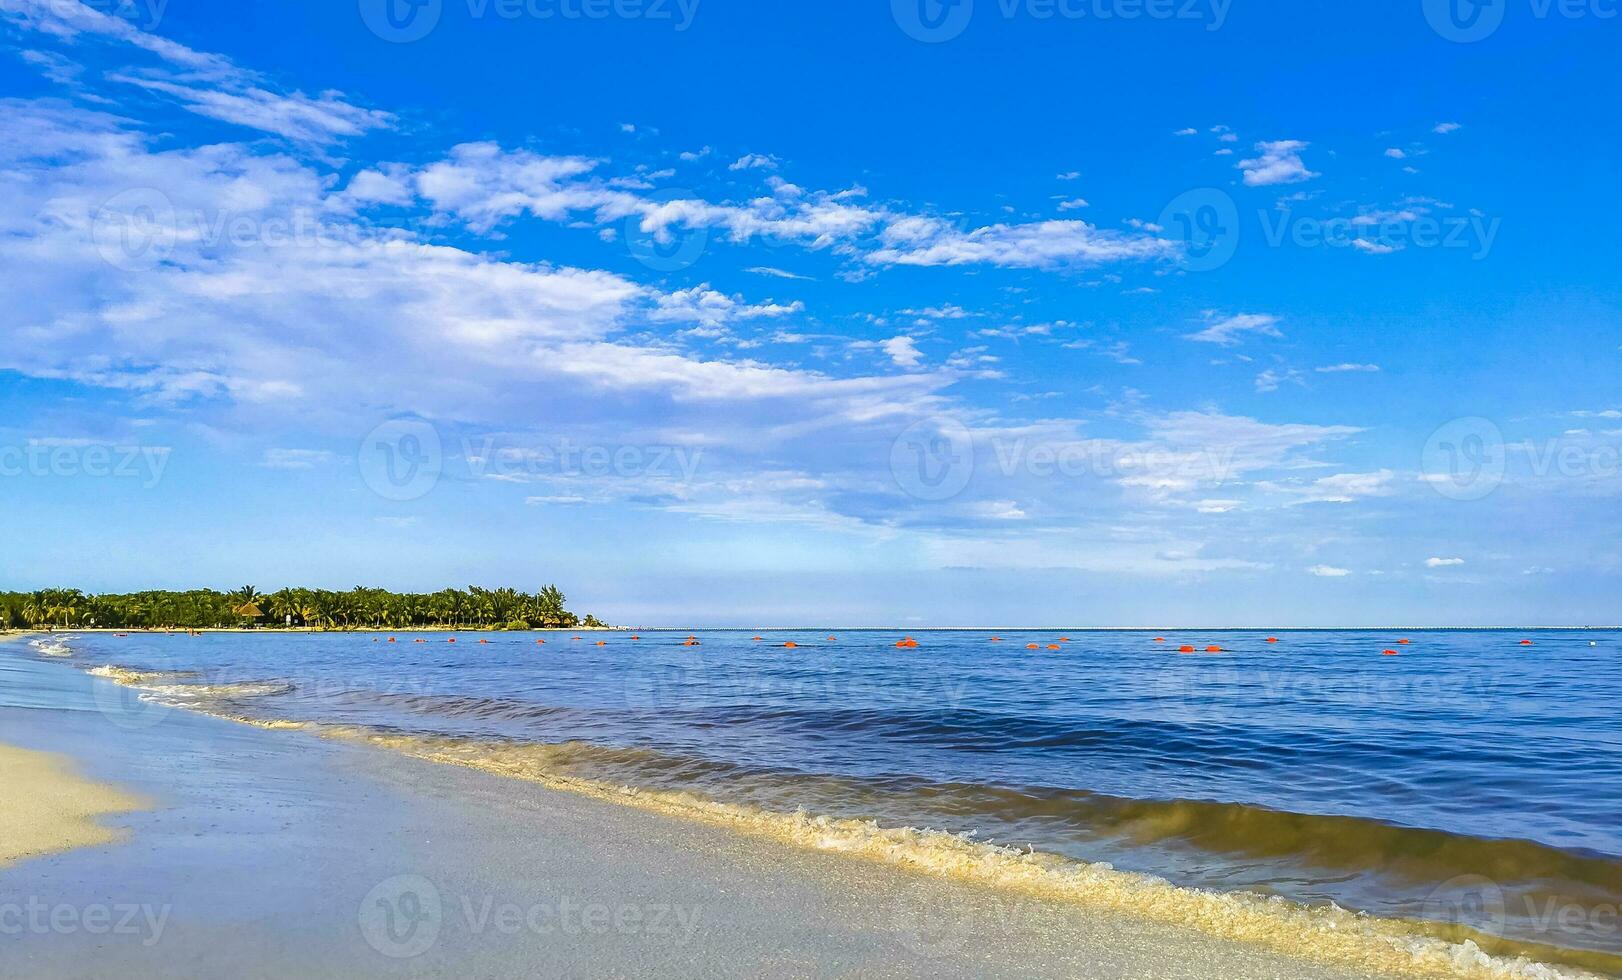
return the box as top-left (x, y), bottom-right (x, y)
top-left (18, 629), bottom-right (1622, 974)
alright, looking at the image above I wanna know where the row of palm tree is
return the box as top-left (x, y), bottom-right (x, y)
top-left (0, 586), bottom-right (600, 631)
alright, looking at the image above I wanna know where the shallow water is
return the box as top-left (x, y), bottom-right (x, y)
top-left (22, 628), bottom-right (1622, 971)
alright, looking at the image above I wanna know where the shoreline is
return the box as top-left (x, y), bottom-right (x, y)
top-left (6, 636), bottom-right (1610, 980)
top-left (0, 743), bottom-right (147, 869)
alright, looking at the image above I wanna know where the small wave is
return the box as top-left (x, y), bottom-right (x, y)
top-left (30, 637), bottom-right (74, 657)
top-left (319, 729), bottom-right (1608, 980)
top-left (87, 665), bottom-right (294, 703)
top-left (88, 665), bottom-right (200, 685)
top-left (140, 681), bottom-right (296, 700)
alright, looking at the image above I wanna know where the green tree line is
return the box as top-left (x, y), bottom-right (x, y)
top-left (0, 586), bottom-right (605, 631)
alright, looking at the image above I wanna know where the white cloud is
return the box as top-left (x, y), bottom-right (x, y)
top-left (1185, 312), bottom-right (1283, 346)
top-left (261, 448), bottom-right (336, 469)
top-left (729, 153), bottom-right (779, 171)
top-left (5, 0), bottom-right (390, 144)
top-left (1254, 367), bottom-right (1304, 393)
top-left (1384, 148), bottom-right (1407, 159)
top-left (868, 217), bottom-right (1173, 270)
top-left (1433, 122), bottom-right (1462, 134)
top-left (1056, 198), bottom-right (1090, 211)
top-left (1273, 470), bottom-right (1395, 504)
top-left (1309, 565), bottom-right (1352, 577)
top-left (1352, 239), bottom-right (1401, 255)
top-left (1425, 557), bottom-right (1465, 567)
top-left (1237, 140), bottom-right (1319, 187)
top-left (745, 266), bottom-right (814, 281)
top-left (1316, 363), bottom-right (1381, 373)
top-left (1173, 128), bottom-right (1197, 136)
top-left (882, 336), bottom-right (924, 369)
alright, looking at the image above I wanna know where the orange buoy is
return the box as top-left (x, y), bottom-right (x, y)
top-left (388, 637), bottom-right (396, 642)
top-left (630, 635), bottom-right (640, 640)
top-left (415, 638), bottom-right (425, 643)
top-left (1026, 643), bottom-right (1040, 650)
top-left (1178, 645), bottom-right (1196, 653)
top-left (1398, 639), bottom-right (1411, 645)
top-left (990, 636), bottom-right (1003, 642)
top-left (536, 639), bottom-right (545, 644)
top-left (896, 637), bottom-right (919, 648)
top-left (1059, 637), bottom-right (1071, 642)
top-left (596, 640), bottom-right (606, 646)
top-left (827, 635), bottom-right (837, 641)
top-left (784, 641), bottom-right (798, 648)
top-left (479, 639), bottom-right (489, 644)
top-left (1046, 644), bottom-right (1061, 650)
top-left (447, 637), bottom-right (456, 643)
top-left (752, 636), bottom-right (763, 641)
top-left (1153, 637), bottom-right (1166, 643)
top-left (684, 639), bottom-right (701, 647)
top-left (1520, 640), bottom-right (1534, 646)
top-left (1382, 649), bottom-right (1399, 656)
top-left (1265, 637), bottom-right (1279, 643)
top-left (1205, 646), bottom-right (1223, 653)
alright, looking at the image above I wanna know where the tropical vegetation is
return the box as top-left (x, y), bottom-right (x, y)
top-left (0, 586), bottom-right (605, 631)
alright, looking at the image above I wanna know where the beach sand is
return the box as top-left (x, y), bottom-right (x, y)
top-left (0, 649), bottom-right (1466, 979)
top-left (0, 744), bottom-right (146, 868)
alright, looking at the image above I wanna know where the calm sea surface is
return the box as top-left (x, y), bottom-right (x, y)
top-left (17, 628), bottom-right (1622, 969)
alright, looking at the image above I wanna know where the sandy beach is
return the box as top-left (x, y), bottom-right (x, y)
top-left (0, 644), bottom-right (1433, 980)
top-left (0, 744), bottom-right (146, 869)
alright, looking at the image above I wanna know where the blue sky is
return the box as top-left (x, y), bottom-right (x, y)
top-left (1, 0), bottom-right (1618, 626)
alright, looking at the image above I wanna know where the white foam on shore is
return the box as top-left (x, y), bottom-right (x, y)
top-left (30, 637), bottom-right (74, 657)
top-left (331, 732), bottom-right (1603, 980)
top-left (80, 663), bottom-right (1607, 980)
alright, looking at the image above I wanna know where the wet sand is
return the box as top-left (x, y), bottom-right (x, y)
top-left (0, 649), bottom-right (1434, 979)
top-left (0, 744), bottom-right (146, 868)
